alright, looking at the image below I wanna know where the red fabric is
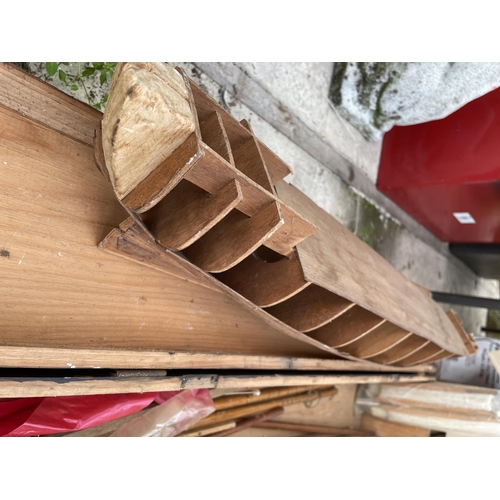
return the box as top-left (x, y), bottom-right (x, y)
top-left (0, 391), bottom-right (180, 437)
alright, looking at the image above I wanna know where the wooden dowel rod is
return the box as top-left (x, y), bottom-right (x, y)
top-left (256, 420), bottom-right (374, 436)
top-left (190, 387), bottom-right (337, 430)
top-left (214, 385), bottom-right (320, 411)
top-left (178, 421), bottom-right (236, 437)
top-left (210, 407), bottom-right (285, 437)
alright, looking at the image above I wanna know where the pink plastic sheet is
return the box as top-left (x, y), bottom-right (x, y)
top-left (0, 391), bottom-right (181, 437)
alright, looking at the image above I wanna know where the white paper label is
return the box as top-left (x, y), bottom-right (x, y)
top-left (453, 212), bottom-right (476, 224)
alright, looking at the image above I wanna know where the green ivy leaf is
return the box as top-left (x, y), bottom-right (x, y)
top-left (93, 103), bottom-right (102, 110)
top-left (58, 69), bottom-right (67, 83)
top-left (99, 72), bottom-right (107, 85)
top-left (46, 62), bottom-right (58, 76)
top-left (102, 93), bottom-right (109, 103)
top-left (71, 85), bottom-right (78, 91)
top-left (61, 62), bottom-right (69, 66)
top-left (92, 62), bottom-right (104, 69)
top-left (82, 67), bottom-right (95, 77)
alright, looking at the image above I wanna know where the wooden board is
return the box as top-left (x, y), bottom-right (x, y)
top-left (0, 346), bottom-right (435, 372)
top-left (275, 181), bottom-right (469, 356)
top-left (0, 97), bottom-right (340, 359)
top-left (0, 372), bottom-right (434, 398)
top-left (361, 414), bottom-right (430, 437)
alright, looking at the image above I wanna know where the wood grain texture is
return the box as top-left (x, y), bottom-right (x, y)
top-left (264, 203), bottom-right (317, 257)
top-left (102, 62), bottom-right (196, 200)
top-left (199, 111), bottom-right (235, 164)
top-left (255, 421), bottom-right (374, 436)
top-left (368, 335), bottom-right (429, 364)
top-left (0, 346), bottom-right (436, 372)
top-left (307, 306), bottom-right (385, 347)
top-left (341, 323), bottom-right (412, 359)
top-left (0, 104), bottom-right (336, 359)
top-left (121, 132), bottom-right (203, 213)
top-left (257, 141), bottom-right (292, 185)
top-left (141, 179), bottom-right (242, 250)
top-left (265, 285), bottom-right (355, 332)
top-left (179, 421), bottom-right (237, 437)
top-left (446, 309), bottom-right (477, 355)
top-left (275, 181), bottom-right (469, 356)
top-left (361, 414), bottom-right (430, 437)
top-left (189, 387), bottom-right (338, 429)
top-left (183, 202), bottom-right (284, 273)
top-left (394, 343), bottom-right (444, 367)
top-left (0, 63), bottom-right (101, 146)
top-left (217, 251), bottom-right (310, 307)
top-left (0, 374), bottom-right (432, 399)
top-left (233, 135), bottom-right (274, 193)
top-left (185, 145), bottom-right (274, 217)
top-left (213, 386), bottom-right (319, 411)
top-left (209, 408), bottom-right (285, 437)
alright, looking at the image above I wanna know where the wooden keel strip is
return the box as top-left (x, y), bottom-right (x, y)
top-left (217, 251), bottom-right (311, 307)
top-left (307, 305), bottom-right (385, 347)
top-left (141, 179), bottom-right (242, 250)
top-left (183, 201), bottom-right (284, 273)
top-left (265, 285), bottom-right (355, 332)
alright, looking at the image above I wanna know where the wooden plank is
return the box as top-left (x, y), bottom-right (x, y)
top-left (446, 309), bottom-right (477, 355)
top-left (368, 335), bottom-right (429, 364)
top-left (0, 346), bottom-right (436, 372)
top-left (265, 285), bottom-right (355, 332)
top-left (183, 202), bottom-right (284, 273)
top-left (361, 414), bottom-right (430, 437)
top-left (141, 179), bottom-right (242, 250)
top-left (217, 251), bottom-right (311, 307)
top-left (0, 105), bottom-right (340, 359)
top-left (0, 373), bottom-right (435, 398)
top-left (307, 306), bottom-right (385, 347)
top-left (275, 181), bottom-right (470, 356)
top-left (341, 323), bottom-right (412, 359)
top-left (0, 62), bottom-right (101, 146)
top-left (199, 111), bottom-right (235, 165)
top-left (99, 220), bottom-right (365, 359)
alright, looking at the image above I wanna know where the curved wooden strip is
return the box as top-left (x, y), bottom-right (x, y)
top-left (217, 250), bottom-right (311, 307)
top-left (369, 335), bottom-right (429, 364)
top-left (141, 179), bottom-right (242, 250)
top-left (183, 201), bottom-right (283, 273)
top-left (340, 323), bottom-right (412, 359)
top-left (265, 285), bottom-right (355, 332)
top-left (419, 350), bottom-right (454, 364)
top-left (307, 305), bottom-right (385, 347)
top-left (394, 342), bottom-right (443, 366)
